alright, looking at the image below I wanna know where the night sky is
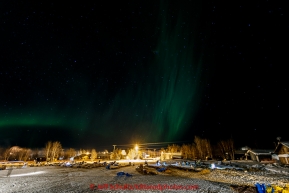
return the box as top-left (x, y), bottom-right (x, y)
top-left (0, 1), bottom-right (288, 150)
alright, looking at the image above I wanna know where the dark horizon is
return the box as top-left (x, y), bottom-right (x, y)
top-left (0, 125), bottom-right (283, 151)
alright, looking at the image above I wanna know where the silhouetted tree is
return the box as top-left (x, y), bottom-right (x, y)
top-left (218, 138), bottom-right (235, 160)
top-left (127, 148), bottom-right (139, 160)
top-left (45, 141), bottom-right (62, 161)
top-left (91, 149), bottom-right (97, 161)
top-left (45, 141), bottom-right (52, 161)
top-left (194, 136), bottom-right (212, 160)
top-left (66, 148), bottom-right (76, 159)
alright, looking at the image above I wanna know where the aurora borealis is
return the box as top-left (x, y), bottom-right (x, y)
top-left (95, 2), bottom-right (204, 143)
top-left (0, 1), bottom-right (205, 148)
top-left (1, 1), bottom-right (288, 149)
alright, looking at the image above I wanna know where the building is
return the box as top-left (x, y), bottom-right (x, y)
top-left (274, 142), bottom-right (289, 164)
top-left (161, 152), bottom-right (182, 160)
top-left (234, 150), bottom-right (248, 160)
top-left (97, 152), bottom-right (111, 160)
top-left (247, 149), bottom-right (274, 162)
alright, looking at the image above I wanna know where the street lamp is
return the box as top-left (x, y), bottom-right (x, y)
top-left (135, 144), bottom-right (138, 151)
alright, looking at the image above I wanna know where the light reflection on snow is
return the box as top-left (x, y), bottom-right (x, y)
top-left (8, 171), bottom-right (46, 177)
top-left (211, 163), bottom-right (215, 169)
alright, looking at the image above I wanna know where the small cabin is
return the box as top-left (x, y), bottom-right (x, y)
top-left (247, 149), bottom-right (273, 162)
top-left (274, 142), bottom-right (289, 165)
top-left (234, 150), bottom-right (248, 160)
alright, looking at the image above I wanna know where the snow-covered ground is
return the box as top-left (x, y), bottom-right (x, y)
top-left (1, 160), bottom-right (289, 192)
top-left (0, 165), bottom-right (232, 193)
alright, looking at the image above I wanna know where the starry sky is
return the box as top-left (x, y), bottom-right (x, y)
top-left (0, 1), bottom-right (288, 150)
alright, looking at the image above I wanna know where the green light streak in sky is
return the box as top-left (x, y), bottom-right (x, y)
top-left (150, 4), bottom-right (202, 141)
top-left (0, 1), bottom-right (203, 146)
top-left (100, 2), bottom-right (202, 142)
top-left (0, 107), bottom-right (89, 130)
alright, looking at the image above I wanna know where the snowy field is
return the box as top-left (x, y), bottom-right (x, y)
top-left (0, 165), bottom-right (233, 193)
top-left (1, 161), bottom-right (289, 193)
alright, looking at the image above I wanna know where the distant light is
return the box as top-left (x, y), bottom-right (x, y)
top-left (211, 163), bottom-right (215, 169)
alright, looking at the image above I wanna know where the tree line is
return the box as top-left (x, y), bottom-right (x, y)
top-left (108, 136), bottom-right (235, 161)
top-left (0, 141), bottom-right (98, 162)
top-left (0, 146), bottom-right (31, 161)
top-left (160, 136), bottom-right (235, 160)
top-left (45, 141), bottom-right (98, 162)
top-left (0, 136), bottom-right (235, 161)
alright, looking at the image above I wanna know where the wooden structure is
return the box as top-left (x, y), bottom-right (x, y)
top-left (234, 150), bottom-right (248, 160)
top-left (246, 149), bottom-right (273, 162)
top-left (274, 142), bottom-right (289, 164)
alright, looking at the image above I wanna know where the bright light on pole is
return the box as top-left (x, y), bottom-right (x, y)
top-left (135, 145), bottom-right (138, 151)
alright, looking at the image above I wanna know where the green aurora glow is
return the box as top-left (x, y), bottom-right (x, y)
top-left (94, 2), bottom-right (203, 142)
top-left (0, 1), bottom-right (204, 146)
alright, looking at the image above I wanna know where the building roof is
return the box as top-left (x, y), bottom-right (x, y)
top-left (235, 150), bottom-right (247, 154)
top-left (240, 146), bottom-right (251, 150)
top-left (274, 141), bottom-right (289, 153)
top-left (280, 142), bottom-right (289, 148)
top-left (247, 149), bottom-right (274, 155)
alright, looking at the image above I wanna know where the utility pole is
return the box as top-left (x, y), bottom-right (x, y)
top-left (113, 145), bottom-right (116, 151)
